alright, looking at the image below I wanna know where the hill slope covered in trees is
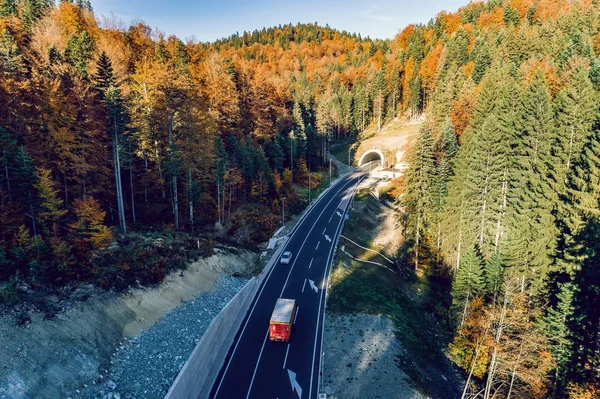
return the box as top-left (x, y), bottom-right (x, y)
top-left (2, 0), bottom-right (600, 397)
top-left (399, 0), bottom-right (600, 397)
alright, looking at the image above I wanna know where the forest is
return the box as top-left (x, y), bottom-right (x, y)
top-left (1, 0), bottom-right (600, 397)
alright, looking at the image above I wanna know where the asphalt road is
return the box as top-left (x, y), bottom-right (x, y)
top-left (210, 170), bottom-right (364, 399)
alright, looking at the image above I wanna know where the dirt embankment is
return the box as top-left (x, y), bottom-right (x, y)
top-left (0, 247), bottom-right (258, 399)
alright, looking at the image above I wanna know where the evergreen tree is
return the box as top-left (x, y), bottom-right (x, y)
top-left (452, 245), bottom-right (485, 324)
top-left (95, 53), bottom-right (127, 233)
top-left (13, 146), bottom-right (38, 237)
top-left (552, 66), bottom-right (596, 195)
top-left (439, 118), bottom-right (458, 161)
top-left (64, 31), bottom-right (95, 76)
top-left (305, 124), bottom-right (318, 169)
top-left (21, 0), bottom-right (53, 32)
top-left (505, 71), bottom-right (557, 291)
top-left (543, 282), bottom-right (576, 384)
top-left (403, 124), bottom-right (435, 270)
top-left (484, 251), bottom-right (504, 297)
top-left (268, 134), bottom-right (284, 171)
top-left (0, 29), bottom-right (24, 73)
top-left (0, 0), bottom-right (17, 17)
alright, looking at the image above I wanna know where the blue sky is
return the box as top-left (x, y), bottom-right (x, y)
top-left (91, 0), bottom-right (469, 43)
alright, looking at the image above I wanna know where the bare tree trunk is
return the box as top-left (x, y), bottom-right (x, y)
top-left (495, 168), bottom-right (508, 250)
top-left (462, 337), bottom-right (483, 399)
top-left (129, 141), bottom-right (136, 224)
top-left (4, 148), bottom-right (10, 198)
top-left (217, 179), bottom-right (221, 224)
top-left (460, 291), bottom-right (470, 327)
top-left (415, 214), bottom-right (421, 271)
top-left (113, 123), bottom-right (126, 233)
top-left (28, 190), bottom-right (37, 238)
top-left (168, 114), bottom-right (178, 230)
top-left (62, 163), bottom-right (68, 207)
top-left (507, 343), bottom-right (523, 399)
top-left (188, 167), bottom-right (194, 234)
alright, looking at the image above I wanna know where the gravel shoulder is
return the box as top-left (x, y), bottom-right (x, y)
top-left (322, 313), bottom-right (429, 399)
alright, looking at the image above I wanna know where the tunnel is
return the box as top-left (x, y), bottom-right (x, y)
top-left (358, 149), bottom-right (384, 167)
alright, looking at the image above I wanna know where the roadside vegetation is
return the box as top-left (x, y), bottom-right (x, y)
top-left (328, 190), bottom-right (461, 398)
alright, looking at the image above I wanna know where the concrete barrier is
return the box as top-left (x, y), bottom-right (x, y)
top-left (164, 237), bottom-right (288, 399)
top-left (165, 168), bottom-right (354, 399)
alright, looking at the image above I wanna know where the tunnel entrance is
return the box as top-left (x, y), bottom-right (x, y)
top-left (358, 149), bottom-right (384, 167)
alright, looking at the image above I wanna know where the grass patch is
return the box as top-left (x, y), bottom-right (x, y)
top-left (328, 191), bottom-right (458, 396)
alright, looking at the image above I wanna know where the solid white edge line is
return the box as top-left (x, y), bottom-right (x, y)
top-left (242, 176), bottom-right (359, 398)
top-left (245, 330), bottom-right (269, 399)
top-left (302, 279), bottom-right (307, 293)
top-left (309, 176), bottom-right (365, 399)
top-left (213, 173), bottom-right (352, 397)
top-left (283, 344), bottom-right (290, 369)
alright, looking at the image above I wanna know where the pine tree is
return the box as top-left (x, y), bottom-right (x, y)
top-left (0, 0), bottom-right (17, 17)
top-left (268, 134), bottom-right (284, 171)
top-left (95, 53), bottom-right (128, 233)
top-left (452, 245), bottom-right (485, 324)
top-left (543, 282), bottom-right (576, 384)
top-left (0, 29), bottom-right (24, 73)
top-left (439, 118), bottom-right (458, 162)
top-left (505, 71), bottom-right (558, 292)
top-left (64, 31), bottom-right (95, 76)
top-left (552, 66), bottom-right (596, 195)
top-left (21, 0), bottom-right (53, 32)
top-left (13, 146), bottom-right (38, 237)
top-left (484, 251), bottom-right (504, 297)
top-left (403, 124), bottom-right (435, 270)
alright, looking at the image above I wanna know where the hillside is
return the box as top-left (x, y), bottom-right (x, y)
top-left (1, 0), bottom-right (600, 397)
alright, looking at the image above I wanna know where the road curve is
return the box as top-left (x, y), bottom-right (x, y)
top-left (210, 171), bottom-right (363, 399)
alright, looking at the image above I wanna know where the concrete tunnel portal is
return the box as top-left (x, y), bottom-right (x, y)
top-left (358, 149), bottom-right (384, 167)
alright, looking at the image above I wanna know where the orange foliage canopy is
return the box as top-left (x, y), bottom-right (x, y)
top-left (419, 41), bottom-right (443, 92)
top-left (477, 6), bottom-right (505, 28)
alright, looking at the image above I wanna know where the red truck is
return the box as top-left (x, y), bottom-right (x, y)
top-left (269, 298), bottom-right (297, 342)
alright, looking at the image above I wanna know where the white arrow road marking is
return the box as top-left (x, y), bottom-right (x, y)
top-left (324, 234), bottom-right (331, 243)
top-left (283, 344), bottom-right (290, 369)
top-left (309, 279), bottom-right (318, 293)
top-left (302, 279), bottom-right (307, 293)
top-left (287, 369), bottom-right (303, 399)
top-left (336, 210), bottom-right (342, 217)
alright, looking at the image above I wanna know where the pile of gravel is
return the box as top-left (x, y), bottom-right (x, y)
top-left (79, 275), bottom-right (247, 399)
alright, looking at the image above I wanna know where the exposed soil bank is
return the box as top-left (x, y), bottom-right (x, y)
top-left (0, 248), bottom-right (258, 399)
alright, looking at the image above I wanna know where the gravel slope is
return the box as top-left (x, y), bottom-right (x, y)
top-left (80, 276), bottom-right (247, 399)
top-left (0, 249), bottom-right (256, 399)
top-left (322, 313), bottom-right (429, 399)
